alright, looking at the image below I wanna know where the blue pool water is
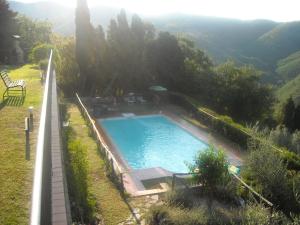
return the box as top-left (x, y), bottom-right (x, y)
top-left (99, 115), bottom-right (208, 173)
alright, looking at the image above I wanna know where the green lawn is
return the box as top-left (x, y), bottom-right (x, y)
top-left (66, 104), bottom-right (132, 225)
top-left (0, 64), bottom-right (43, 225)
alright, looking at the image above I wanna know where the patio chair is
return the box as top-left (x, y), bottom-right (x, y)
top-left (0, 70), bottom-right (26, 99)
top-left (137, 96), bottom-right (147, 104)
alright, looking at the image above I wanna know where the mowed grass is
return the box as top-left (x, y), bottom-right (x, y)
top-left (67, 104), bottom-right (132, 225)
top-left (0, 65), bottom-right (43, 225)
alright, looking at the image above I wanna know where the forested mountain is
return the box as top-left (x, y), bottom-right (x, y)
top-left (8, 1), bottom-right (300, 83)
top-left (151, 15), bottom-right (300, 81)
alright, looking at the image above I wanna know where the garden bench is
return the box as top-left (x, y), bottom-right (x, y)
top-left (0, 70), bottom-right (26, 99)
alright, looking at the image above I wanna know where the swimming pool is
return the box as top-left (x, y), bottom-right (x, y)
top-left (99, 115), bottom-right (208, 173)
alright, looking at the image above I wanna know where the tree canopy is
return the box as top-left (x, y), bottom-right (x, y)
top-left (72, 2), bottom-right (276, 125)
top-left (0, 0), bottom-right (17, 63)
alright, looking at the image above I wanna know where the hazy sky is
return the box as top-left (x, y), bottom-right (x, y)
top-left (15, 0), bottom-right (300, 22)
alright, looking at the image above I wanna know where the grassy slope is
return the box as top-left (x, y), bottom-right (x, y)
top-left (67, 104), bottom-right (131, 225)
top-left (276, 74), bottom-right (300, 104)
top-left (276, 51), bottom-right (300, 80)
top-left (0, 65), bottom-right (42, 225)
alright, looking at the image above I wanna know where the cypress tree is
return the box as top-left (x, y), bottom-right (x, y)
top-left (282, 97), bottom-right (296, 131)
top-left (294, 104), bottom-right (300, 131)
top-left (75, 0), bottom-right (97, 95)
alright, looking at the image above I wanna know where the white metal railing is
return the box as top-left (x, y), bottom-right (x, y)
top-left (30, 50), bottom-right (53, 225)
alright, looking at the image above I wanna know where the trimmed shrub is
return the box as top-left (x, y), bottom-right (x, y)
top-left (29, 43), bottom-right (54, 63)
top-left (169, 92), bottom-right (251, 148)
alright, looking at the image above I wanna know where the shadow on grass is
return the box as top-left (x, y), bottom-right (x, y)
top-left (0, 65), bottom-right (23, 71)
top-left (0, 96), bottom-right (25, 110)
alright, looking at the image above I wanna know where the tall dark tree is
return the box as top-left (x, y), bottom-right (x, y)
top-left (106, 11), bottom-right (154, 92)
top-left (94, 25), bottom-right (111, 94)
top-left (178, 37), bottom-right (214, 96)
top-left (282, 97), bottom-right (296, 130)
top-left (0, 0), bottom-right (17, 63)
top-left (75, 0), bottom-right (97, 95)
top-left (294, 104), bottom-right (300, 131)
top-left (146, 32), bottom-right (185, 90)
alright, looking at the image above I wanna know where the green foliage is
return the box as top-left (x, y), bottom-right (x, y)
top-left (276, 74), bottom-right (300, 105)
top-left (281, 97), bottom-right (296, 130)
top-left (29, 43), bottom-right (54, 63)
top-left (172, 60), bottom-right (275, 123)
top-left (165, 190), bottom-right (193, 208)
top-left (153, 15), bottom-right (300, 83)
top-left (65, 138), bottom-right (96, 223)
top-left (189, 145), bottom-right (229, 192)
top-left (276, 51), bottom-right (300, 81)
top-left (54, 37), bottom-right (79, 96)
top-left (258, 22), bottom-right (300, 64)
top-left (241, 203), bottom-right (278, 225)
top-left (65, 104), bottom-right (132, 224)
top-left (170, 93), bottom-right (253, 148)
top-left (72, 3), bottom-right (274, 126)
top-left (38, 59), bottom-right (48, 71)
top-left (278, 150), bottom-right (300, 171)
top-left (0, 64), bottom-right (43, 225)
top-left (146, 202), bottom-right (290, 225)
top-left (146, 205), bottom-right (172, 225)
top-left (212, 61), bottom-right (275, 122)
top-left (172, 93), bottom-right (300, 173)
top-left (278, 97), bottom-right (300, 131)
top-left (0, 0), bottom-right (17, 63)
top-left (75, 0), bottom-right (99, 95)
top-left (146, 32), bottom-right (185, 90)
top-left (105, 10), bottom-right (155, 93)
top-left (244, 139), bottom-right (300, 214)
top-left (75, 5), bottom-right (156, 95)
top-left (269, 126), bottom-right (300, 155)
top-left (146, 205), bottom-right (208, 225)
top-left (16, 15), bottom-right (52, 60)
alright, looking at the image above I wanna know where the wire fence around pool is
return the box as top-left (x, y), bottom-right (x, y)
top-left (75, 93), bottom-right (125, 192)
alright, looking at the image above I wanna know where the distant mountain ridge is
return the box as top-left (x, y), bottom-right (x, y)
top-left (9, 1), bottom-right (300, 83)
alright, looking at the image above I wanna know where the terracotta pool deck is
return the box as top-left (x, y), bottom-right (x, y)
top-left (93, 103), bottom-right (245, 196)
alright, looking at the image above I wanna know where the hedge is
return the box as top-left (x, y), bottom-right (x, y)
top-left (169, 92), bottom-right (300, 171)
top-left (169, 93), bottom-right (252, 147)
